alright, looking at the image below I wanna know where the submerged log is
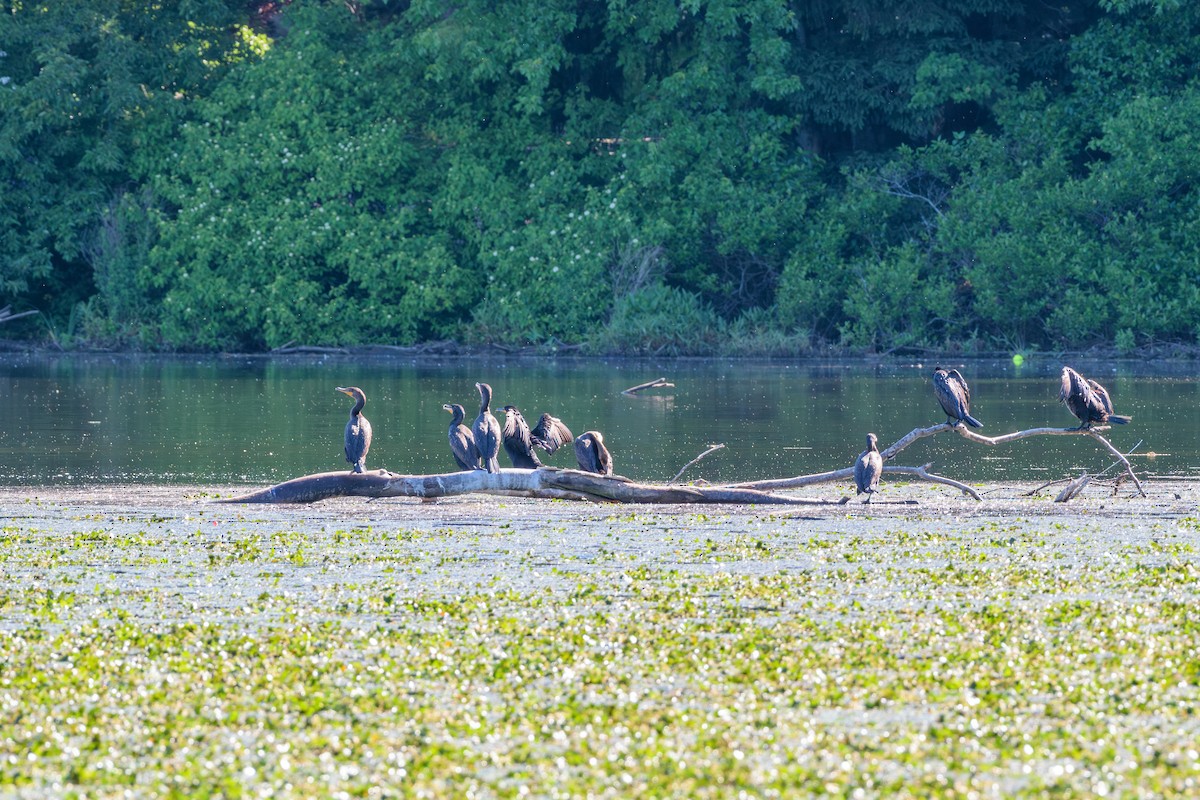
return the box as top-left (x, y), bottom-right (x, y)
top-left (221, 467), bottom-right (841, 506)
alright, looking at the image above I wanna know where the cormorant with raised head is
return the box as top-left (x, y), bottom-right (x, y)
top-left (932, 367), bottom-right (982, 428)
top-left (575, 430), bottom-right (613, 476)
top-left (336, 386), bottom-right (372, 473)
top-left (1060, 367), bottom-right (1131, 428)
top-left (500, 406), bottom-right (542, 469)
top-left (531, 413), bottom-right (574, 455)
top-left (472, 382), bottom-right (502, 473)
top-left (854, 433), bottom-right (883, 503)
top-left (442, 403), bottom-right (482, 471)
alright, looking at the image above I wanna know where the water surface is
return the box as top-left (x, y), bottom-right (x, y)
top-left (1, 354), bottom-right (1196, 486)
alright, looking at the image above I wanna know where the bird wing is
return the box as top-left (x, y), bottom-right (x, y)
top-left (532, 414), bottom-right (574, 454)
top-left (947, 369), bottom-right (971, 404)
top-left (1087, 379), bottom-right (1115, 415)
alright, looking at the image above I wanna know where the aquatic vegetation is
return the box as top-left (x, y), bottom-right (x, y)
top-left (0, 505), bottom-right (1198, 796)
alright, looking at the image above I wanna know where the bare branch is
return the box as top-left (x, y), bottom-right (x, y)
top-left (670, 444), bottom-right (725, 484)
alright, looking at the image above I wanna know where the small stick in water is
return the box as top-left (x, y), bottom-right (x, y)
top-left (621, 377), bottom-right (675, 396)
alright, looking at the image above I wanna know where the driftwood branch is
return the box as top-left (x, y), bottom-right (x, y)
top-left (728, 421), bottom-right (1145, 499)
top-left (670, 444), bottom-right (725, 484)
top-left (220, 468), bottom-right (843, 506)
top-left (0, 306), bottom-right (39, 324)
top-left (726, 463), bottom-right (981, 500)
top-left (1055, 473), bottom-right (1091, 502)
top-left (621, 377), bottom-right (674, 396)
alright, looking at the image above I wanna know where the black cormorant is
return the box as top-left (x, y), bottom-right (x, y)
top-left (531, 413), bottom-right (574, 455)
top-left (500, 405), bottom-right (542, 469)
top-left (932, 367), bottom-right (982, 428)
top-left (574, 430), bottom-right (613, 476)
top-left (336, 386), bottom-right (372, 473)
top-left (854, 433), bottom-right (883, 502)
top-left (442, 403), bottom-right (482, 471)
top-left (1060, 367), bottom-right (1131, 428)
top-left (472, 382), bottom-right (502, 473)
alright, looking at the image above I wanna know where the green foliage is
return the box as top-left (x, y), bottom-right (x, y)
top-left (588, 283), bottom-right (724, 356)
top-left (3, 0), bottom-right (1200, 352)
top-left (0, 0), bottom-right (245, 330)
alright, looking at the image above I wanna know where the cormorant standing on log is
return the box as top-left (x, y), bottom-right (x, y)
top-left (854, 433), bottom-right (883, 502)
top-left (933, 367), bottom-right (982, 428)
top-left (443, 403), bottom-right (482, 471)
top-left (472, 382), bottom-right (502, 473)
top-left (500, 405), bottom-right (542, 469)
top-left (575, 430), bottom-right (613, 476)
top-left (531, 413), bottom-right (574, 455)
top-left (336, 386), bottom-right (372, 473)
top-left (1060, 367), bottom-right (1131, 428)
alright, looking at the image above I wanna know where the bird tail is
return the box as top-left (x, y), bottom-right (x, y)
top-left (964, 414), bottom-right (983, 428)
top-left (486, 457), bottom-right (500, 473)
top-left (1108, 414), bottom-right (1131, 424)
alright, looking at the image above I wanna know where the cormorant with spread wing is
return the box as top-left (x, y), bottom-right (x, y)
top-left (500, 405), bottom-right (542, 469)
top-left (531, 413), bottom-right (573, 455)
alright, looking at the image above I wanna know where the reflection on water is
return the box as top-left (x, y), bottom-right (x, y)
top-left (1, 354), bottom-right (1197, 486)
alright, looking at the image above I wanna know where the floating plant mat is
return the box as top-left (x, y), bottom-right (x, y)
top-left (0, 482), bottom-right (1198, 796)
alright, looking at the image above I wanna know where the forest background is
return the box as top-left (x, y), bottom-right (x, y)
top-left (1, 0), bottom-right (1197, 356)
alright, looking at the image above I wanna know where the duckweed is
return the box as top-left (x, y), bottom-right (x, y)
top-left (0, 493), bottom-right (1198, 797)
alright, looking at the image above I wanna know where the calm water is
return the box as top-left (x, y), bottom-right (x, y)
top-left (1, 354), bottom-right (1198, 487)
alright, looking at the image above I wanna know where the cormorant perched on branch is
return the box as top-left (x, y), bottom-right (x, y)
top-left (854, 433), bottom-right (883, 503)
top-left (933, 367), bottom-right (982, 428)
top-left (500, 405), bottom-right (542, 469)
top-left (1060, 367), bottom-right (1131, 428)
top-left (472, 382), bottom-right (502, 473)
top-left (531, 413), bottom-right (574, 455)
top-left (336, 386), bottom-right (372, 473)
top-left (575, 430), bottom-right (613, 476)
top-left (443, 403), bottom-right (482, 471)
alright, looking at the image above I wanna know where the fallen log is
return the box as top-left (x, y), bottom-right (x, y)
top-left (220, 467), bottom-right (842, 506)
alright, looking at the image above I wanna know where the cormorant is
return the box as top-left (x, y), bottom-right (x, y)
top-left (574, 430), bottom-right (613, 476)
top-left (932, 367), bottom-right (982, 428)
top-left (530, 413), bottom-right (574, 455)
top-left (442, 403), bottom-right (482, 471)
top-left (500, 405), bottom-right (542, 469)
top-left (472, 382), bottom-right (502, 473)
top-left (854, 433), bottom-right (883, 503)
top-left (1060, 367), bottom-right (1131, 428)
top-left (336, 386), bottom-right (372, 473)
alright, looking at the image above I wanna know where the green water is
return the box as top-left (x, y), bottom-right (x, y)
top-left (1, 354), bottom-right (1195, 485)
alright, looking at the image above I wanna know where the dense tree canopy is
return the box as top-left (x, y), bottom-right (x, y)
top-left (1, 0), bottom-right (1196, 353)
